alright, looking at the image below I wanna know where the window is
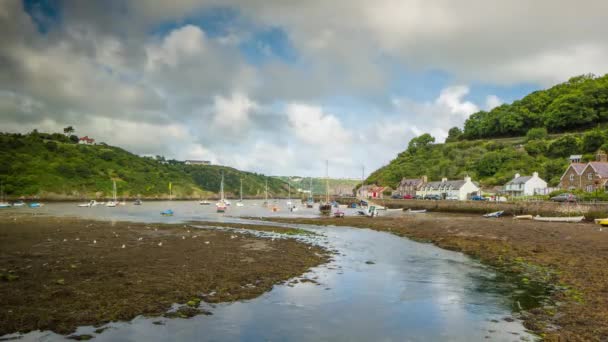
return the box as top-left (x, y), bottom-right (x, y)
top-left (588, 172), bottom-right (594, 180)
top-left (569, 174), bottom-right (574, 181)
top-left (586, 184), bottom-right (594, 192)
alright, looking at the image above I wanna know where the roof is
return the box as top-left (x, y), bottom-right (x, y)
top-left (587, 162), bottom-right (608, 178)
top-left (570, 155), bottom-right (582, 159)
top-left (506, 176), bottom-right (532, 185)
top-left (567, 163), bottom-right (586, 175)
top-left (398, 178), bottom-right (424, 187)
top-left (424, 180), bottom-right (466, 190)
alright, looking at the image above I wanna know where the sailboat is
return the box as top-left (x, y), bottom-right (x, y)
top-left (286, 182), bottom-right (298, 212)
top-left (216, 173), bottom-right (227, 213)
top-left (106, 180), bottom-right (118, 207)
top-left (306, 177), bottom-right (314, 208)
top-left (0, 182), bottom-right (10, 208)
top-left (236, 179), bottom-right (244, 207)
top-left (262, 179), bottom-right (269, 207)
top-left (161, 182), bottom-right (174, 216)
top-left (319, 161), bottom-right (332, 215)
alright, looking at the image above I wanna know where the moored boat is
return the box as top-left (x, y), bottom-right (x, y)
top-left (28, 202), bottom-right (42, 208)
top-left (0, 182), bottom-right (10, 208)
top-left (236, 179), bottom-right (245, 207)
top-left (199, 200), bottom-right (211, 205)
top-left (406, 209), bottom-right (427, 214)
top-left (514, 215), bottom-right (533, 220)
top-left (483, 210), bottom-right (504, 218)
top-left (533, 215), bottom-right (584, 223)
top-left (161, 209), bottom-right (174, 216)
top-left (106, 180), bottom-right (118, 207)
top-left (134, 199), bottom-right (142, 205)
top-left (12, 201), bottom-right (25, 207)
top-left (78, 200), bottom-right (98, 207)
top-left (216, 173), bottom-right (228, 213)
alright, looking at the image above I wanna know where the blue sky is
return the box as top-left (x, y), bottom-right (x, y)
top-left (4, 0), bottom-right (608, 177)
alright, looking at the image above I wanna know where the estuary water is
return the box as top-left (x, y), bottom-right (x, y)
top-left (5, 201), bottom-right (535, 341)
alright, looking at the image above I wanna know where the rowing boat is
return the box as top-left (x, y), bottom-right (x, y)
top-left (533, 215), bottom-right (584, 223)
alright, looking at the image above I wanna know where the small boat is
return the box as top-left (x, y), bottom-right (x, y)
top-left (319, 161), bottom-right (332, 215)
top-left (533, 215), bottom-right (584, 223)
top-left (594, 218), bottom-right (608, 224)
top-left (199, 200), bottom-right (211, 205)
top-left (406, 209), bottom-right (427, 214)
top-left (289, 205), bottom-right (298, 212)
top-left (0, 203), bottom-right (10, 208)
top-left (236, 179), bottom-right (245, 207)
top-left (28, 202), bottom-right (42, 208)
top-left (358, 205), bottom-right (378, 217)
top-left (598, 219), bottom-right (608, 227)
top-left (386, 208), bottom-right (403, 213)
top-left (514, 215), bottom-right (534, 220)
top-left (134, 199), bottom-right (142, 205)
top-left (78, 200), bottom-right (98, 207)
top-left (483, 210), bottom-right (504, 218)
top-left (306, 177), bottom-right (314, 208)
top-left (224, 200), bottom-right (232, 206)
top-left (12, 201), bottom-right (26, 207)
top-left (271, 206), bottom-right (280, 212)
top-left (161, 209), bottom-right (174, 216)
top-left (334, 210), bottom-right (345, 218)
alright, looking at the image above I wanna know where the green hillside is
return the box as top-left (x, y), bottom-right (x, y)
top-left (276, 176), bottom-right (360, 196)
top-left (366, 74), bottom-right (608, 189)
top-left (0, 131), bottom-right (288, 199)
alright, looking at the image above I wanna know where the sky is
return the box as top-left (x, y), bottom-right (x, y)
top-left (2, 0), bottom-right (608, 178)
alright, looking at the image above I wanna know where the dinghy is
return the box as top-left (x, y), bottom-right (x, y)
top-left (334, 210), bottom-right (345, 218)
top-left (12, 201), bottom-right (26, 207)
top-left (514, 215), bottom-right (533, 220)
top-left (216, 173), bottom-right (228, 213)
top-left (161, 209), bottom-right (174, 216)
top-left (533, 215), bottom-right (584, 223)
top-left (28, 202), bottom-right (42, 208)
top-left (199, 200), bottom-right (211, 205)
top-left (78, 200), bottom-right (98, 207)
top-left (406, 209), bottom-right (427, 214)
top-left (483, 210), bottom-right (504, 218)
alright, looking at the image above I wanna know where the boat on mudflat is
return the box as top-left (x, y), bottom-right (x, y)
top-left (533, 215), bottom-right (584, 223)
top-left (483, 210), bottom-right (504, 218)
top-left (406, 209), bottom-right (427, 214)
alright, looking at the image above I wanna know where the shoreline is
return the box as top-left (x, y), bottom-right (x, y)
top-left (0, 215), bottom-right (329, 337)
top-left (263, 214), bottom-right (608, 341)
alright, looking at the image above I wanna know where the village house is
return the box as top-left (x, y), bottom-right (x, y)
top-left (416, 176), bottom-right (480, 200)
top-left (370, 185), bottom-right (393, 199)
top-left (395, 176), bottom-right (427, 196)
top-left (78, 136), bottom-right (95, 145)
top-left (357, 185), bottom-right (372, 198)
top-left (504, 172), bottom-right (547, 197)
top-left (184, 160), bottom-right (211, 165)
top-left (560, 150), bottom-right (608, 192)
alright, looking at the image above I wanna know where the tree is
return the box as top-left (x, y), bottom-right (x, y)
top-left (445, 127), bottom-right (462, 143)
top-left (476, 151), bottom-right (504, 177)
top-left (547, 135), bottom-right (581, 157)
top-left (69, 135), bottom-right (79, 143)
top-left (63, 126), bottom-right (75, 136)
top-left (524, 140), bottom-right (548, 156)
top-left (582, 129), bottom-right (606, 153)
top-left (407, 134), bottom-right (435, 154)
top-left (526, 127), bottom-right (548, 141)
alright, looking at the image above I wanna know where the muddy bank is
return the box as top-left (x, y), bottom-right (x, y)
top-left (266, 214), bottom-right (608, 341)
top-left (0, 215), bottom-right (329, 336)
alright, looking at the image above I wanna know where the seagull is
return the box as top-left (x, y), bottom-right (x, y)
top-left (158, 242), bottom-right (163, 247)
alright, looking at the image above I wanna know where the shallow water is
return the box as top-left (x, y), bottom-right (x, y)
top-left (4, 201), bottom-right (536, 341)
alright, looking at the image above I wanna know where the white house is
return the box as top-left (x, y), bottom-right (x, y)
top-left (504, 172), bottom-right (547, 196)
top-left (416, 176), bottom-right (480, 200)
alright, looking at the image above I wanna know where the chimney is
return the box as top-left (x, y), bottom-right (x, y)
top-left (597, 150), bottom-right (607, 162)
top-left (514, 173), bottom-right (521, 179)
top-left (441, 177), bottom-right (448, 182)
top-left (532, 172), bottom-right (539, 178)
top-left (464, 175), bottom-right (471, 182)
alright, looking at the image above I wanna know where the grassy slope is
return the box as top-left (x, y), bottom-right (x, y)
top-left (275, 176), bottom-right (360, 196)
top-left (0, 132), bottom-right (288, 199)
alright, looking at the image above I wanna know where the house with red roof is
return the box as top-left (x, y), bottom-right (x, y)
top-left (78, 136), bottom-right (95, 145)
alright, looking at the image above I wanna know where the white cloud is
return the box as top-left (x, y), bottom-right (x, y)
top-left (286, 103), bottom-right (352, 147)
top-left (436, 86), bottom-right (479, 118)
top-left (146, 25), bottom-right (206, 71)
top-left (485, 95), bottom-right (503, 110)
top-left (210, 93), bottom-right (257, 132)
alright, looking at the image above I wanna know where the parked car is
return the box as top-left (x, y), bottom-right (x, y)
top-left (424, 194), bottom-right (441, 200)
top-left (391, 194), bottom-right (402, 199)
top-left (415, 195), bottom-right (424, 200)
top-left (445, 194), bottom-right (459, 201)
top-left (403, 194), bottom-right (414, 199)
top-left (470, 195), bottom-right (488, 201)
top-left (550, 193), bottom-right (577, 202)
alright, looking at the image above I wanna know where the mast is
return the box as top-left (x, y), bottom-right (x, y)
top-left (220, 173), bottom-right (224, 201)
top-left (265, 179), bottom-right (268, 201)
top-left (113, 180), bottom-right (117, 202)
top-left (240, 178), bottom-right (243, 201)
top-left (288, 181), bottom-right (291, 200)
top-left (325, 160), bottom-right (329, 203)
top-left (309, 177), bottom-right (313, 202)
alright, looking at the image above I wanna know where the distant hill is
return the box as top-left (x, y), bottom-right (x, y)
top-left (276, 176), bottom-right (360, 197)
top-left (457, 74), bottom-right (608, 140)
top-left (0, 131), bottom-right (288, 200)
top-left (366, 74), bottom-right (608, 189)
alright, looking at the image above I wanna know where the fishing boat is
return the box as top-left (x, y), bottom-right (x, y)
top-left (406, 209), bottom-right (427, 214)
top-left (533, 215), bottom-right (584, 223)
top-left (134, 198), bottom-right (142, 205)
top-left (236, 179), bottom-right (245, 207)
top-left (216, 173), bottom-right (227, 213)
top-left (483, 210), bottom-right (504, 218)
top-left (0, 182), bottom-right (10, 208)
top-left (358, 205), bottom-right (378, 217)
top-left (319, 161), bottom-right (332, 215)
top-left (199, 200), bottom-right (211, 205)
top-left (106, 181), bottom-right (118, 207)
top-left (161, 209), bottom-right (174, 216)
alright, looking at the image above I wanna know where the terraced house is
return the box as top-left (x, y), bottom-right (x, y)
top-left (560, 150), bottom-right (608, 192)
top-left (416, 176), bottom-right (480, 200)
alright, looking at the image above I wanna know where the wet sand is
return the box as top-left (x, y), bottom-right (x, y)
top-left (0, 215), bottom-right (329, 336)
top-left (266, 213), bottom-right (608, 341)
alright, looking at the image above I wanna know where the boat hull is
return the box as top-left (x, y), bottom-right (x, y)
top-left (533, 216), bottom-right (584, 222)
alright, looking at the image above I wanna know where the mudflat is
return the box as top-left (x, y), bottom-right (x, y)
top-left (0, 215), bottom-right (329, 336)
top-left (266, 213), bottom-right (608, 341)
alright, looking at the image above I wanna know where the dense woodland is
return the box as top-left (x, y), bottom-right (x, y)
top-left (367, 74), bottom-right (608, 190)
top-left (0, 131), bottom-right (289, 199)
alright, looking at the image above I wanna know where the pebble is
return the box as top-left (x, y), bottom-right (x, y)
top-left (93, 240), bottom-right (97, 244)
top-left (121, 244), bottom-right (126, 249)
top-left (158, 242), bottom-right (163, 247)
top-left (138, 237), bottom-right (143, 241)
top-left (204, 241), bottom-right (210, 245)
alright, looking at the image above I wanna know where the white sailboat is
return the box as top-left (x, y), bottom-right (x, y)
top-left (0, 182), bottom-right (10, 208)
top-left (306, 177), bottom-right (314, 208)
top-left (262, 179), bottom-right (269, 207)
top-left (286, 182), bottom-right (297, 212)
top-left (216, 173), bottom-right (227, 213)
top-left (106, 181), bottom-right (118, 207)
top-left (319, 161), bottom-right (332, 215)
top-left (236, 179), bottom-right (244, 207)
